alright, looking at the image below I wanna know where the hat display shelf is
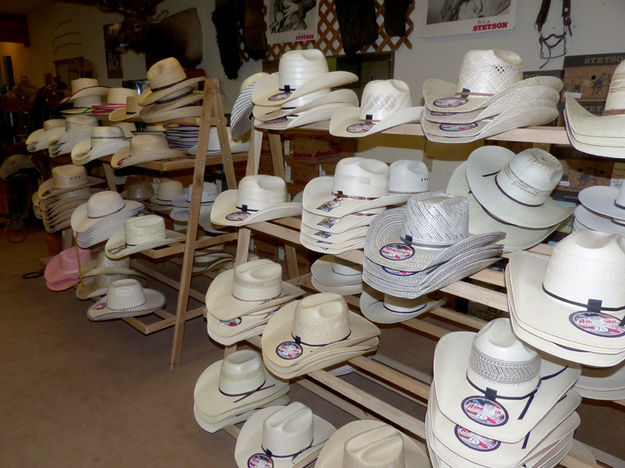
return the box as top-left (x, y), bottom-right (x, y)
top-left (209, 116), bottom-right (624, 467)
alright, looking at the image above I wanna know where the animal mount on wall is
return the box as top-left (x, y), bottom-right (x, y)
top-left (96, 0), bottom-right (203, 68)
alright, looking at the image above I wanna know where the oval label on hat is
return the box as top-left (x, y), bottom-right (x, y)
top-left (454, 425), bottom-right (500, 452)
top-left (439, 122), bottom-right (479, 132)
top-left (225, 210), bottom-right (251, 222)
top-left (268, 91), bottom-right (292, 102)
top-left (248, 453), bottom-right (273, 468)
top-left (381, 266), bottom-right (417, 276)
top-left (276, 341), bottom-right (303, 360)
top-left (380, 243), bottom-right (414, 261)
top-left (220, 317), bottom-right (242, 327)
top-left (569, 311), bottom-right (625, 338)
top-left (433, 97), bottom-right (468, 108)
top-left (347, 122), bottom-right (376, 134)
top-left (461, 397), bottom-right (509, 427)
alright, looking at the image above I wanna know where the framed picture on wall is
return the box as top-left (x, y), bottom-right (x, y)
top-left (265, 0), bottom-right (319, 45)
top-left (421, 0), bottom-right (517, 37)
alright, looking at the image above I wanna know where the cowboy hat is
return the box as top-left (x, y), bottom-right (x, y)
top-left (86, 278), bottom-right (165, 321)
top-left (256, 102), bottom-right (353, 130)
top-left (105, 214), bottom-right (185, 259)
top-left (91, 87), bottom-right (137, 114)
top-left (138, 57), bottom-right (204, 106)
top-left (60, 95), bottom-right (104, 116)
top-left (207, 305), bottom-right (280, 346)
top-left (574, 362), bottom-right (625, 400)
top-left (231, 72), bottom-right (269, 140)
top-left (359, 285), bottom-right (445, 324)
top-left (210, 175), bottom-right (302, 226)
top-left (109, 95), bottom-right (142, 122)
top-left (26, 119), bottom-right (66, 152)
top-left (48, 115), bottom-right (99, 157)
top-left (44, 246), bottom-right (93, 291)
top-left (330, 80), bottom-right (422, 138)
top-left (300, 223), bottom-right (368, 245)
top-left (206, 259), bottom-right (305, 321)
top-left (38, 165), bottom-right (104, 200)
top-left (61, 78), bottom-right (109, 104)
top-left (300, 231), bottom-right (365, 254)
top-left (466, 146), bottom-right (573, 229)
top-left (574, 204), bottom-right (625, 236)
top-left (71, 191), bottom-right (142, 232)
top-left (71, 126), bottom-right (130, 165)
top-left (140, 90), bottom-right (203, 115)
top-left (186, 127), bottom-right (250, 155)
top-left (146, 180), bottom-right (184, 210)
top-left (254, 88), bottom-right (358, 122)
top-left (76, 254), bottom-right (145, 300)
top-left (310, 256), bottom-right (362, 296)
top-left (578, 184), bottom-right (625, 221)
top-left (301, 209), bottom-right (382, 235)
top-left (139, 105), bottom-right (203, 124)
top-left (111, 134), bottom-right (181, 169)
top-left (170, 182), bottom-right (219, 225)
top-left (564, 114), bottom-right (625, 158)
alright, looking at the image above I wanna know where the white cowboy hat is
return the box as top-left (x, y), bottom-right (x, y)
top-left (230, 72), bottom-right (269, 140)
top-left (44, 246), bottom-right (93, 291)
top-left (105, 214), bottom-right (185, 259)
top-left (310, 256), bottom-right (362, 296)
top-left (574, 204), bottom-right (625, 236)
top-left (86, 278), bottom-right (165, 321)
top-left (359, 285), bottom-right (445, 324)
top-left (579, 184), bottom-right (625, 221)
top-left (447, 161), bottom-right (560, 251)
top-left (301, 209), bottom-right (381, 235)
top-left (111, 134), bottom-right (181, 169)
top-left (300, 223), bottom-right (368, 245)
top-left (422, 49), bottom-right (563, 113)
top-left (71, 126), bottom-right (130, 165)
top-left (76, 254), bottom-right (145, 300)
top-left (38, 165), bottom-right (104, 200)
top-left (147, 180), bottom-right (184, 209)
top-left (186, 127), bottom-right (250, 155)
top-left (207, 305), bottom-right (279, 346)
top-left (171, 181), bottom-right (219, 209)
top-left (574, 362), bottom-right (625, 401)
top-left (137, 57), bottom-right (204, 106)
top-left (255, 102), bottom-right (352, 130)
top-left (26, 119), bottom-right (66, 152)
top-left (433, 318), bottom-right (580, 443)
top-left (206, 259), bottom-right (305, 321)
top-left (140, 91), bottom-right (203, 120)
top-left (466, 146), bottom-right (573, 228)
top-left (330, 80), bottom-right (423, 138)
top-left (109, 95), bottom-right (142, 122)
top-left (300, 231), bottom-right (365, 254)
top-left (210, 175), bottom-right (302, 226)
top-left (61, 78), bottom-right (109, 104)
top-left (315, 420), bottom-right (430, 468)
top-left (254, 88), bottom-right (358, 122)
top-left (71, 190), bottom-right (142, 232)
top-left (564, 113), bottom-right (625, 158)
top-left (252, 49), bottom-right (357, 108)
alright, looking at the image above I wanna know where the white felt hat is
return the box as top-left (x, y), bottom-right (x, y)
top-left (86, 278), bottom-right (165, 321)
top-left (111, 134), bottom-right (180, 168)
top-left (138, 57), bottom-right (204, 106)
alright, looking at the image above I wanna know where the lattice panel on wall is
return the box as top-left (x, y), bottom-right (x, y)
top-left (239, 0), bottom-right (414, 62)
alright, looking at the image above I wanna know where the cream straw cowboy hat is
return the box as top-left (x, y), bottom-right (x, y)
top-left (26, 119), bottom-right (65, 152)
top-left (76, 253), bottom-right (145, 299)
top-left (147, 180), bottom-right (184, 209)
top-left (254, 88), bottom-right (358, 122)
top-left (310, 256), bottom-right (363, 296)
top-left (299, 233), bottom-right (365, 255)
top-left (466, 146), bottom-right (573, 229)
top-left (48, 115), bottom-right (99, 156)
top-left (207, 305), bottom-right (279, 346)
top-left (330, 80), bottom-right (422, 138)
top-left (359, 285), bottom-right (445, 324)
top-left (61, 78), bottom-right (109, 104)
top-left (86, 278), bottom-right (165, 321)
top-left (38, 165), bottom-right (104, 200)
top-left (574, 362), bottom-right (625, 401)
top-left (61, 95), bottom-right (103, 115)
top-left (252, 49), bottom-right (357, 108)
top-left (111, 134), bottom-right (180, 169)
top-left (230, 72), bottom-right (269, 140)
top-left (44, 246), bottom-right (93, 291)
top-left (422, 49), bottom-right (563, 113)
top-left (71, 190), bottom-right (143, 233)
top-left (206, 259), bottom-right (305, 321)
top-left (92, 87), bottom-right (137, 114)
top-left (71, 126), bottom-right (130, 165)
top-left (256, 102), bottom-right (355, 131)
top-left (433, 318), bottom-right (580, 443)
top-left (574, 204), bottom-right (625, 237)
top-left (109, 95), bottom-right (142, 122)
top-left (138, 57), bottom-right (204, 106)
top-left (579, 183), bottom-right (625, 221)
top-left (210, 175), bottom-right (302, 226)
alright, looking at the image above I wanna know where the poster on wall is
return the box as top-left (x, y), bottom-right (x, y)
top-left (103, 24), bottom-right (123, 79)
top-left (265, 0), bottom-right (319, 45)
top-left (421, 0), bottom-right (517, 37)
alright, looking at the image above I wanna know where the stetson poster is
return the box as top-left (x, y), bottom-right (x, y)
top-left (422, 0), bottom-right (517, 37)
top-left (265, 0), bottom-right (319, 45)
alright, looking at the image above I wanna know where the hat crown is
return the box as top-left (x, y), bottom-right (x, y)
top-left (58, 246), bottom-right (91, 271)
top-left (112, 122), bottom-right (136, 138)
top-left (124, 215), bottom-right (167, 245)
top-left (331, 259), bottom-right (362, 277)
top-left (70, 78), bottom-right (100, 94)
top-left (543, 230), bottom-right (625, 309)
top-left (146, 57), bottom-right (187, 89)
top-left (292, 293), bottom-right (351, 345)
top-left (236, 175), bottom-right (287, 211)
top-left (456, 49), bottom-right (523, 95)
top-left (604, 60), bottom-right (625, 113)
top-left (126, 182), bottom-right (153, 201)
top-left (96, 251), bottom-right (130, 269)
top-left (279, 49), bottom-right (329, 89)
top-left (344, 426), bottom-right (405, 468)
top-left (106, 278), bottom-right (146, 310)
top-left (87, 191), bottom-right (125, 218)
top-left (72, 95), bottom-right (102, 108)
top-left (126, 95), bottom-right (141, 113)
top-left (185, 182), bottom-right (219, 203)
top-left (332, 157), bottom-right (389, 198)
top-left (52, 165), bottom-right (88, 189)
top-left (218, 349), bottom-right (266, 394)
top-left (44, 119), bottom-right (65, 130)
top-left (232, 259), bottom-right (283, 301)
top-left (359, 80), bottom-right (413, 121)
top-left (95, 273), bottom-right (127, 289)
top-left (383, 294), bottom-right (426, 314)
top-left (467, 318), bottom-right (541, 396)
top-left (157, 180), bottom-right (184, 200)
top-left (130, 134), bottom-right (170, 154)
top-left (66, 115), bottom-right (98, 129)
top-left (106, 87), bottom-right (136, 104)
top-left (92, 126), bottom-right (124, 138)
top-left (389, 160), bottom-right (429, 193)
top-left (240, 72), bottom-right (269, 93)
top-left (495, 148), bottom-right (562, 206)
top-left (261, 402), bottom-right (314, 456)
top-left (402, 193), bottom-right (469, 247)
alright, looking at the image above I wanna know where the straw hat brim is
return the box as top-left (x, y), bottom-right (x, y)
top-left (75, 273), bottom-right (144, 300)
top-left (38, 176), bottom-right (105, 200)
top-left (252, 71), bottom-right (358, 107)
top-left (140, 91), bottom-right (203, 115)
top-left (466, 146), bottom-right (574, 228)
top-left (300, 231), bottom-right (365, 254)
top-left (253, 89), bottom-right (359, 121)
top-left (433, 330), bottom-right (580, 443)
top-left (565, 123), bottom-right (625, 158)
top-left (140, 105), bottom-right (203, 124)
top-left (447, 162), bottom-right (559, 251)
top-left (311, 275), bottom-right (363, 296)
top-left (303, 176), bottom-right (411, 218)
top-left (104, 229), bottom-right (185, 259)
top-left (111, 145), bottom-right (181, 169)
top-left (574, 205), bottom-right (625, 236)
top-left (44, 254), bottom-right (88, 285)
top-left (329, 106), bottom-right (423, 138)
top-left (72, 139), bottom-right (130, 165)
top-left (60, 107), bottom-right (95, 115)
top-left (71, 200), bottom-right (143, 233)
top-left (86, 288), bottom-right (165, 320)
top-left (207, 307), bottom-right (275, 341)
top-left (310, 256), bottom-right (362, 287)
top-left (359, 287), bottom-right (445, 324)
top-left (210, 189), bottom-right (302, 226)
top-left (205, 269), bottom-right (305, 321)
top-left (315, 419), bottom-right (429, 468)
top-left (255, 102), bottom-right (350, 130)
top-left (300, 222), bottom-right (368, 244)
top-left (64, 86), bottom-right (110, 102)
top-left (565, 97), bottom-right (625, 138)
top-left (575, 362), bottom-right (625, 393)
top-left (578, 185), bottom-right (625, 220)
top-left (109, 107), bottom-right (141, 122)
top-left (138, 76), bottom-right (204, 105)
top-left (301, 208), bottom-right (378, 234)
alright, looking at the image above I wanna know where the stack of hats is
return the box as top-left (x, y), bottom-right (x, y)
top-left (230, 72), bottom-right (268, 140)
top-left (76, 252), bottom-right (144, 300)
top-left (138, 57), bottom-right (204, 123)
top-left (329, 79), bottom-right (423, 137)
top-left (506, 229), bottom-right (625, 367)
top-left (163, 125), bottom-right (250, 155)
top-left (310, 255), bottom-right (363, 296)
top-left (91, 87), bottom-right (137, 115)
top-left (448, 147), bottom-right (574, 251)
top-left (427, 318), bottom-right (581, 468)
top-left (44, 246), bottom-right (92, 291)
top-left (86, 278), bottom-right (165, 321)
top-left (315, 420), bottom-right (430, 468)
top-left (362, 193), bottom-right (504, 299)
top-left (261, 292), bottom-right (380, 379)
top-left (359, 285), bottom-right (445, 324)
top-left (421, 49), bottom-right (562, 143)
top-left (70, 191), bottom-right (143, 248)
top-left (205, 259), bottom-right (305, 346)
top-left (211, 175), bottom-right (302, 226)
top-left (193, 349), bottom-right (290, 433)
top-left (186, 127), bottom-right (250, 156)
top-left (252, 49), bottom-right (358, 131)
top-left (575, 183), bottom-right (625, 236)
top-left (60, 78), bottom-right (109, 115)
top-left (109, 95), bottom-right (141, 122)
top-left (235, 402), bottom-right (336, 468)
top-left (71, 125), bottom-right (132, 165)
top-left (145, 180), bottom-right (184, 213)
top-left (574, 362), bottom-right (625, 401)
top-left (301, 157), bottom-right (429, 254)
top-left (105, 214), bottom-right (185, 259)
top-left (49, 115), bottom-right (99, 157)
top-left (36, 165), bottom-right (104, 233)
top-left (170, 181), bottom-right (222, 234)
top-left (111, 134), bottom-right (181, 169)
top-left (192, 247), bottom-right (234, 274)
top-left (565, 60), bottom-right (625, 158)
top-left (26, 119), bottom-right (65, 152)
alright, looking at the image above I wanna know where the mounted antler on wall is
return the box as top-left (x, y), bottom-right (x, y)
top-left (96, 0), bottom-right (203, 68)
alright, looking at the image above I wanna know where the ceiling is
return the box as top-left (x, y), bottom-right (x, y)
top-left (0, 0), bottom-right (94, 15)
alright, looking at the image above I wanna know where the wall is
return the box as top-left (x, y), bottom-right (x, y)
top-left (0, 42), bottom-right (32, 86)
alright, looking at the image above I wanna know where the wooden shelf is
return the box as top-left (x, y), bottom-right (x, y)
top-left (139, 232), bottom-right (238, 259)
top-left (100, 152), bottom-right (248, 172)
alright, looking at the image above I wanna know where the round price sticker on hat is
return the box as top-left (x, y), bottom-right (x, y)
top-left (380, 243), bottom-right (414, 261)
top-left (276, 341), bottom-right (303, 360)
top-left (248, 453), bottom-right (273, 468)
top-left (569, 311), bottom-right (625, 338)
top-left (462, 396), bottom-right (509, 427)
top-left (455, 425), bottom-right (500, 452)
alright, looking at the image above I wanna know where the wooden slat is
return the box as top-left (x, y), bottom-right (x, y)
top-left (140, 232), bottom-right (238, 259)
top-left (130, 261), bottom-right (205, 303)
top-left (101, 153), bottom-right (248, 172)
